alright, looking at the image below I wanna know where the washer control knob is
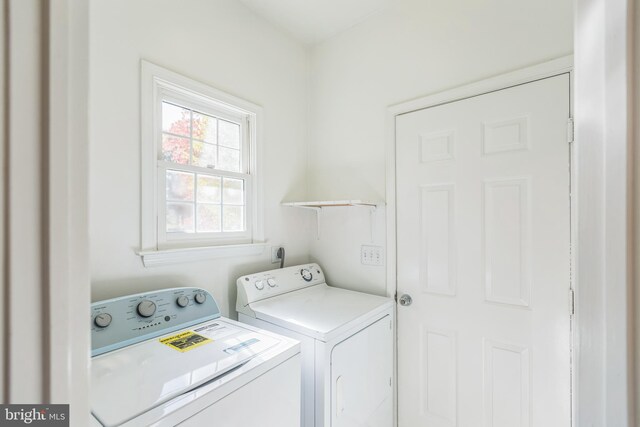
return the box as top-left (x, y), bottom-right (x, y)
top-left (194, 293), bottom-right (206, 304)
top-left (137, 300), bottom-right (156, 318)
top-left (267, 278), bottom-right (277, 287)
top-left (176, 295), bottom-right (189, 307)
top-left (255, 280), bottom-right (265, 290)
top-left (94, 313), bottom-right (112, 328)
top-left (301, 268), bottom-right (313, 282)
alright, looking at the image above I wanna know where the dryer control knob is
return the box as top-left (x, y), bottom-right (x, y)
top-left (137, 300), bottom-right (156, 318)
top-left (255, 280), bottom-right (265, 290)
top-left (176, 296), bottom-right (189, 307)
top-left (301, 268), bottom-right (313, 282)
top-left (194, 293), bottom-right (206, 304)
top-left (267, 278), bottom-right (277, 287)
top-left (94, 313), bottom-right (112, 328)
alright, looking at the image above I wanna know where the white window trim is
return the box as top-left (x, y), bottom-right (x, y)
top-left (139, 61), bottom-right (264, 266)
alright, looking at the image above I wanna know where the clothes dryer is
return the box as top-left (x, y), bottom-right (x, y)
top-left (237, 264), bottom-right (394, 427)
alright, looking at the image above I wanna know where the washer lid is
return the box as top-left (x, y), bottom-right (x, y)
top-left (248, 284), bottom-right (394, 341)
top-left (91, 319), bottom-right (280, 427)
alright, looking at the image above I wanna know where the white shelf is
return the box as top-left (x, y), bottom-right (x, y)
top-left (282, 200), bottom-right (384, 240)
top-left (281, 200), bottom-right (381, 208)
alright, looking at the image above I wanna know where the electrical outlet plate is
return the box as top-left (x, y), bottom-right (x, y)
top-left (271, 246), bottom-right (284, 264)
top-left (361, 245), bottom-right (384, 266)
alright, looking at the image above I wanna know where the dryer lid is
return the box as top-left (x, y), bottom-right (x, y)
top-left (90, 319), bottom-right (279, 427)
top-left (248, 284), bottom-right (394, 342)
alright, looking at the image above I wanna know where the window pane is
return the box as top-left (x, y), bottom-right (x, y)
top-left (162, 102), bottom-right (190, 136)
top-left (192, 141), bottom-right (217, 168)
top-left (166, 170), bottom-right (194, 201)
top-left (223, 178), bottom-right (244, 205)
top-left (218, 146), bottom-right (240, 172)
top-left (197, 204), bottom-right (221, 232)
top-left (223, 205), bottom-right (244, 232)
top-left (167, 202), bottom-right (194, 233)
top-left (197, 175), bottom-right (221, 203)
top-left (219, 120), bottom-right (240, 149)
top-left (192, 112), bottom-right (217, 143)
top-left (162, 134), bottom-right (190, 164)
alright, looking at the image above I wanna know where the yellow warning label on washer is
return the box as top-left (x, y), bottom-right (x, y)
top-left (159, 331), bottom-right (212, 352)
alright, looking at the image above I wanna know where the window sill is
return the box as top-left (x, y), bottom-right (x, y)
top-left (137, 242), bottom-right (266, 267)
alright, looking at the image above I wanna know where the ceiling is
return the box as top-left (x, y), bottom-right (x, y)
top-left (238, 0), bottom-right (392, 45)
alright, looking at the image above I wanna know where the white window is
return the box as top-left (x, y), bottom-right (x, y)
top-left (140, 61), bottom-right (263, 264)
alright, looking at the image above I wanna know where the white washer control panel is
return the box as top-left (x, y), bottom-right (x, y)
top-left (91, 287), bottom-right (221, 356)
top-left (236, 264), bottom-right (325, 309)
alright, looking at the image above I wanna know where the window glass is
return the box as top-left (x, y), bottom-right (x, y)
top-left (146, 67), bottom-right (257, 250)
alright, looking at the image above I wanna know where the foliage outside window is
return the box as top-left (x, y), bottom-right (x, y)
top-left (160, 102), bottom-right (246, 235)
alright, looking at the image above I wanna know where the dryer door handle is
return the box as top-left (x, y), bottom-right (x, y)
top-left (336, 375), bottom-right (344, 417)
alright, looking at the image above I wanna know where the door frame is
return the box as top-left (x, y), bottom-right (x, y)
top-left (48, 0), bottom-right (91, 420)
top-left (385, 56), bottom-right (575, 426)
top-left (1, 0), bottom-right (90, 419)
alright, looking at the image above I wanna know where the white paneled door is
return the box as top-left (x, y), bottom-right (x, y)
top-left (396, 74), bottom-right (571, 427)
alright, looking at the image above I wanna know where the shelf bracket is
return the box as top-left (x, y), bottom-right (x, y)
top-left (315, 207), bottom-right (321, 240)
top-left (351, 203), bottom-right (377, 243)
top-left (369, 206), bottom-right (376, 243)
top-left (291, 206), bottom-right (322, 239)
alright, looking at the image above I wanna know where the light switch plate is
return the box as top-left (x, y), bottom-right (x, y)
top-left (361, 245), bottom-right (384, 266)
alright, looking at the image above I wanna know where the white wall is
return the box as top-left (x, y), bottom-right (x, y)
top-left (306, 0), bottom-right (574, 295)
top-left (89, 0), bottom-right (310, 317)
top-left (90, 0), bottom-right (575, 309)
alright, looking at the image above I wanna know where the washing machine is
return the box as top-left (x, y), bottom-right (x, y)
top-left (90, 287), bottom-right (301, 427)
top-left (236, 263), bottom-right (394, 427)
